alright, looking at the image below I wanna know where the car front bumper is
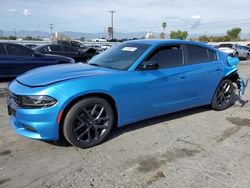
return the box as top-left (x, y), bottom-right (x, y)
top-left (7, 80), bottom-right (68, 141)
top-left (7, 98), bottom-right (59, 140)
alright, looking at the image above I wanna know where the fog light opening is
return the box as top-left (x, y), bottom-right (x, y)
top-left (23, 125), bottom-right (38, 133)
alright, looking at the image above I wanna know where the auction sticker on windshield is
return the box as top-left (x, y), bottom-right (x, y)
top-left (121, 47), bottom-right (137, 52)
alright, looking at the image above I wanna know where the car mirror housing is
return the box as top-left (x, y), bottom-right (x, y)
top-left (139, 61), bottom-right (159, 70)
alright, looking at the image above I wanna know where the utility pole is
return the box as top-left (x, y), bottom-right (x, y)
top-left (49, 24), bottom-right (54, 38)
top-left (108, 11), bottom-right (115, 39)
top-left (14, 28), bottom-right (17, 39)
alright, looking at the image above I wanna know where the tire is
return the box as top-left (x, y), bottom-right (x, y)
top-left (211, 79), bottom-right (235, 111)
top-left (63, 97), bottom-right (114, 148)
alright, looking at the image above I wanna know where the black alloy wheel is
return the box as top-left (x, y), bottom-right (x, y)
top-left (211, 79), bottom-right (235, 111)
top-left (63, 97), bottom-right (114, 148)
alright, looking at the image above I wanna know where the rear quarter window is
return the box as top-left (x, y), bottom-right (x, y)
top-left (186, 45), bottom-right (217, 64)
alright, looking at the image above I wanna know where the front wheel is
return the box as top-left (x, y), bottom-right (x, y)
top-left (63, 97), bottom-right (114, 148)
top-left (211, 79), bottom-right (235, 111)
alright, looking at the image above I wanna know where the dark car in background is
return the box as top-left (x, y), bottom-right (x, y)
top-left (0, 42), bottom-right (74, 78)
top-left (24, 44), bottom-right (38, 49)
top-left (35, 44), bottom-right (97, 62)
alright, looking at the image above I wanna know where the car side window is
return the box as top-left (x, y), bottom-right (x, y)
top-left (145, 45), bottom-right (183, 69)
top-left (208, 49), bottom-right (217, 61)
top-left (62, 46), bottom-right (76, 52)
top-left (0, 44), bottom-right (7, 55)
top-left (186, 45), bottom-right (217, 64)
top-left (47, 45), bottom-right (62, 52)
top-left (6, 44), bottom-right (34, 56)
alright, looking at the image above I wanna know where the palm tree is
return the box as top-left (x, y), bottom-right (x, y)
top-left (162, 22), bottom-right (167, 31)
top-left (162, 22), bottom-right (167, 39)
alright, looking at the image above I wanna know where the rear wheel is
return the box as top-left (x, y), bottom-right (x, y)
top-left (211, 79), bottom-right (235, 111)
top-left (63, 97), bottom-right (114, 148)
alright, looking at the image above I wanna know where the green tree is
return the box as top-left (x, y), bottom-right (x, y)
top-left (8, 36), bottom-right (17, 40)
top-left (210, 35), bottom-right (231, 42)
top-left (198, 35), bottom-right (210, 42)
top-left (170, 30), bottom-right (188, 40)
top-left (160, 32), bottom-right (165, 39)
top-left (227, 28), bottom-right (241, 40)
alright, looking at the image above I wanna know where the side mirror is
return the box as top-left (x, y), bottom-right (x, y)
top-left (139, 61), bottom-right (159, 70)
top-left (227, 56), bottom-right (239, 67)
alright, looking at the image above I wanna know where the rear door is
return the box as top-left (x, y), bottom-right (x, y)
top-left (185, 44), bottom-right (224, 104)
top-left (5, 44), bottom-right (55, 76)
top-left (5, 43), bottom-right (35, 76)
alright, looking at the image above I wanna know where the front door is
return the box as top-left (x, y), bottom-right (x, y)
top-left (132, 44), bottom-right (192, 119)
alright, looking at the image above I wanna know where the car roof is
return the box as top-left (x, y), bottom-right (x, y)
top-left (125, 39), bottom-right (214, 49)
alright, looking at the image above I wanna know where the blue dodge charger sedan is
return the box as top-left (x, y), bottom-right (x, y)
top-left (0, 42), bottom-right (75, 78)
top-left (7, 40), bottom-right (246, 148)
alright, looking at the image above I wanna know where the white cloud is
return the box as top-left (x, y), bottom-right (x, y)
top-left (190, 15), bottom-right (201, 29)
top-left (1, 0), bottom-right (250, 33)
top-left (191, 15), bottom-right (201, 20)
top-left (23, 9), bottom-right (31, 16)
top-left (8, 8), bottom-right (17, 12)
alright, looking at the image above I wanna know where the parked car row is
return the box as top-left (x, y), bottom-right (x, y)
top-left (218, 43), bottom-right (250, 59)
top-left (0, 42), bottom-right (75, 78)
top-left (35, 44), bottom-right (96, 62)
top-left (0, 41), bottom-right (100, 78)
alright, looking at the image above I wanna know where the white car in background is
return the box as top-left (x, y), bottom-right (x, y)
top-left (218, 43), bottom-right (249, 59)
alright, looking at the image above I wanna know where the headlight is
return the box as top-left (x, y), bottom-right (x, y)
top-left (21, 96), bottom-right (57, 108)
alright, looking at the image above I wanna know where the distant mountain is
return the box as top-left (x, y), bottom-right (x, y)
top-left (1, 30), bottom-right (149, 39)
top-left (1, 30), bottom-right (250, 40)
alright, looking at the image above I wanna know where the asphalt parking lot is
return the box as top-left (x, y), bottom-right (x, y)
top-left (0, 61), bottom-right (250, 188)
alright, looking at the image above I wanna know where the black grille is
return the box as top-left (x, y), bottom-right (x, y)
top-left (10, 92), bottom-right (21, 106)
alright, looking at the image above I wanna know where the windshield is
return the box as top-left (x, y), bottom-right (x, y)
top-left (88, 42), bottom-right (150, 70)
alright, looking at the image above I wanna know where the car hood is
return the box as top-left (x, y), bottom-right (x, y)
top-left (16, 63), bottom-right (117, 87)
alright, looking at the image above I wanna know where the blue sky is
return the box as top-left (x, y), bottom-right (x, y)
top-left (1, 0), bottom-right (250, 34)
